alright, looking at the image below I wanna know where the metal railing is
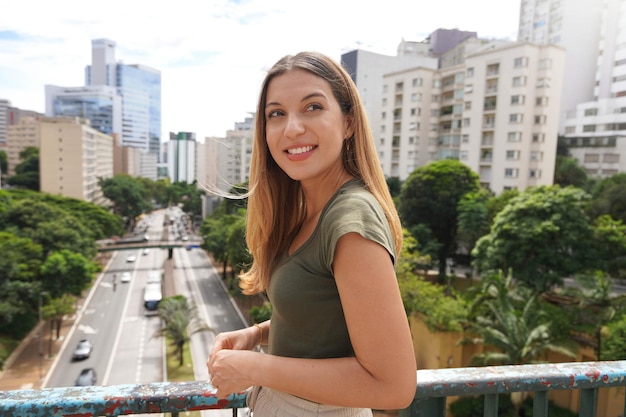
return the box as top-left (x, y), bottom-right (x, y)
top-left (1, 361), bottom-right (625, 416)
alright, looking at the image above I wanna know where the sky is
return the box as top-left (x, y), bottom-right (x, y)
top-left (0, 0), bottom-right (520, 141)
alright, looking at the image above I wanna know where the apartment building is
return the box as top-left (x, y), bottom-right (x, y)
top-left (562, 0), bottom-right (626, 178)
top-left (517, 0), bottom-right (604, 129)
top-left (460, 42), bottom-right (565, 192)
top-left (6, 116), bottom-right (40, 176)
top-left (38, 117), bottom-right (113, 205)
top-left (202, 115), bottom-right (254, 193)
top-left (7, 116), bottom-right (114, 203)
top-left (374, 40), bottom-right (564, 193)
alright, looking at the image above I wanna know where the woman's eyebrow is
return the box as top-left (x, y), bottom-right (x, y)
top-left (265, 92), bottom-right (326, 109)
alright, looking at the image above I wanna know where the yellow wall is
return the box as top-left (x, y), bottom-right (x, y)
top-left (410, 314), bottom-right (622, 416)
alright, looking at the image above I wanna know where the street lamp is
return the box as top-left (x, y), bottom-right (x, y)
top-left (38, 291), bottom-right (49, 381)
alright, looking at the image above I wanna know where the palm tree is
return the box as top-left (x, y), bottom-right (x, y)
top-left (460, 271), bottom-right (578, 416)
top-left (461, 272), bottom-right (578, 366)
top-left (154, 295), bottom-right (211, 366)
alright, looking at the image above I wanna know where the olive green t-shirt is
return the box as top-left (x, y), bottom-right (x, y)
top-left (267, 179), bottom-right (396, 359)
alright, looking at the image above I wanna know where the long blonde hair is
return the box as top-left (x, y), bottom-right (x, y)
top-left (240, 51), bottom-right (402, 295)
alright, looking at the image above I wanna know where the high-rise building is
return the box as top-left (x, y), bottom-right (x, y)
top-left (517, 0), bottom-right (604, 130)
top-left (0, 99), bottom-right (9, 147)
top-left (84, 39), bottom-right (162, 159)
top-left (167, 132), bottom-right (197, 184)
top-left (44, 85), bottom-right (122, 135)
top-left (562, 0), bottom-right (626, 178)
top-left (343, 33), bottom-right (565, 193)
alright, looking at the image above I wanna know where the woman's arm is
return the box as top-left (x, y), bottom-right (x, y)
top-left (208, 233), bottom-right (416, 409)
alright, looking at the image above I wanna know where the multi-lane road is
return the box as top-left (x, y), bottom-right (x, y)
top-left (42, 208), bottom-right (249, 415)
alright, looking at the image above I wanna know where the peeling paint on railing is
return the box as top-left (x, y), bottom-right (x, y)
top-left (1, 361), bottom-right (625, 417)
top-left (0, 380), bottom-right (247, 417)
top-left (411, 361), bottom-right (626, 398)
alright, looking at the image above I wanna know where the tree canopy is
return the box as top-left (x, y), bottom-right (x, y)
top-left (472, 186), bottom-right (596, 293)
top-left (398, 160), bottom-right (480, 280)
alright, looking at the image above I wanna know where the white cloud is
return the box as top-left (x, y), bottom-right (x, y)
top-left (0, 0), bottom-right (520, 140)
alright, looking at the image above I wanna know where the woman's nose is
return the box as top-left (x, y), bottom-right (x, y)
top-left (284, 114), bottom-right (305, 139)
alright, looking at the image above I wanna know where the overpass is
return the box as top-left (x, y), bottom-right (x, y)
top-left (97, 239), bottom-right (203, 258)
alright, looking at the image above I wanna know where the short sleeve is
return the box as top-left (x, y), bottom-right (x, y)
top-left (319, 188), bottom-right (396, 272)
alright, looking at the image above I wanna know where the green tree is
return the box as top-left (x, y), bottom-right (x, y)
top-left (40, 250), bottom-right (99, 298)
top-left (7, 146), bottom-right (39, 190)
top-left (0, 149), bottom-right (7, 177)
top-left (226, 215), bottom-right (252, 282)
top-left (398, 160), bottom-right (480, 282)
top-left (563, 271), bottom-right (626, 360)
top-left (461, 271), bottom-right (577, 366)
top-left (0, 232), bottom-right (43, 326)
top-left (554, 156), bottom-right (588, 189)
top-left (591, 215), bottom-right (626, 279)
top-left (396, 230), bottom-right (466, 332)
top-left (2, 199), bottom-right (97, 258)
top-left (99, 174), bottom-right (152, 229)
top-left (588, 173), bottom-right (626, 224)
top-left (603, 313), bottom-right (626, 360)
top-left (155, 295), bottom-right (211, 366)
top-left (472, 186), bottom-right (595, 293)
top-left (41, 294), bottom-right (76, 353)
top-left (457, 188), bottom-right (492, 258)
top-left (200, 212), bottom-right (241, 280)
top-left (459, 271), bottom-right (577, 416)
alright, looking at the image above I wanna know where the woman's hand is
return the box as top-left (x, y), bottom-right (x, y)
top-left (207, 324), bottom-right (265, 398)
top-left (207, 349), bottom-right (258, 398)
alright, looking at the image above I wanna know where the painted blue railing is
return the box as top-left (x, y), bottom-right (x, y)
top-left (0, 361), bottom-right (625, 416)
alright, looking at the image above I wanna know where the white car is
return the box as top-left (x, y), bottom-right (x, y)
top-left (142, 248), bottom-right (150, 255)
top-left (126, 255), bottom-right (137, 262)
top-left (120, 272), bottom-right (132, 283)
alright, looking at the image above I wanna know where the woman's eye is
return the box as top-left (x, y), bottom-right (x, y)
top-left (267, 110), bottom-right (283, 118)
top-left (306, 103), bottom-right (323, 111)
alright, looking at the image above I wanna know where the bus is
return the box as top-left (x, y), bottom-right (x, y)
top-left (144, 283), bottom-right (162, 315)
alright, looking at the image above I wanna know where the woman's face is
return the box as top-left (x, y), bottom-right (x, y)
top-left (264, 69), bottom-right (351, 184)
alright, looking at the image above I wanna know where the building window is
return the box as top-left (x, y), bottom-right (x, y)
top-left (411, 93), bottom-right (422, 102)
top-left (504, 168), bottom-right (519, 178)
top-left (513, 57), bottom-right (528, 68)
top-left (381, 112), bottom-right (386, 119)
top-left (432, 94), bottom-right (439, 102)
top-left (534, 115), bottom-right (547, 124)
top-left (412, 78), bottom-right (423, 87)
top-left (409, 122), bottom-right (418, 131)
top-left (564, 126), bottom-right (575, 134)
top-left (530, 151), bottom-right (543, 161)
top-left (512, 76), bottom-right (527, 87)
top-left (508, 132), bottom-right (522, 142)
top-left (583, 125), bottom-right (596, 132)
top-left (538, 58), bottom-right (552, 69)
top-left (584, 108), bottom-right (598, 116)
top-left (462, 134), bottom-right (469, 143)
top-left (463, 118), bottom-right (470, 127)
top-left (511, 95), bottom-right (525, 105)
top-left (466, 67), bottom-right (474, 77)
top-left (603, 153), bottom-right (620, 163)
top-left (460, 151), bottom-right (468, 160)
top-left (382, 98), bottom-right (387, 107)
top-left (506, 150), bottom-right (521, 160)
top-left (464, 85), bottom-right (473, 94)
top-left (529, 169), bottom-right (542, 178)
top-left (584, 153), bottom-right (600, 163)
top-left (536, 96), bottom-right (549, 106)
top-left (382, 85), bottom-right (388, 93)
top-left (464, 101), bottom-right (472, 110)
top-left (509, 114), bottom-right (524, 123)
top-left (532, 133), bottom-right (545, 142)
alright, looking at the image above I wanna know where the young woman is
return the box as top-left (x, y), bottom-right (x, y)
top-left (207, 51), bottom-right (416, 416)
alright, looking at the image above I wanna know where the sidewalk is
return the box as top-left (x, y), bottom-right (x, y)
top-left (0, 307), bottom-right (76, 391)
